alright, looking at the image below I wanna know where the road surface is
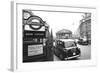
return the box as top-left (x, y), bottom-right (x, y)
top-left (53, 44), bottom-right (91, 61)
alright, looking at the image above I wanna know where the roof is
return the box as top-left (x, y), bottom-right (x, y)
top-left (56, 29), bottom-right (72, 34)
top-left (58, 39), bottom-right (75, 42)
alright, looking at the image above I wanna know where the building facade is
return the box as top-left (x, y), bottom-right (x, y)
top-left (79, 13), bottom-right (91, 44)
top-left (56, 29), bottom-right (72, 39)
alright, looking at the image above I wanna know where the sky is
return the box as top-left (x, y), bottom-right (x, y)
top-left (31, 11), bottom-right (85, 37)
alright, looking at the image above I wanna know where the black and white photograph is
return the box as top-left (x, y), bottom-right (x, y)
top-left (23, 9), bottom-right (91, 62)
top-left (11, 2), bottom-right (97, 71)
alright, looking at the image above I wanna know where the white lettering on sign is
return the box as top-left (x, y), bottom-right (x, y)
top-left (25, 25), bottom-right (45, 31)
top-left (28, 45), bottom-right (43, 56)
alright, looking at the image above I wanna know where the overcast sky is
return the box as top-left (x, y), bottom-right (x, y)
top-left (31, 11), bottom-right (84, 37)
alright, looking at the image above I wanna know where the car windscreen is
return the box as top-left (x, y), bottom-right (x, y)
top-left (64, 41), bottom-right (76, 48)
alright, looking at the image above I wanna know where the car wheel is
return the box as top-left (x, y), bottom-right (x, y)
top-left (59, 54), bottom-right (64, 60)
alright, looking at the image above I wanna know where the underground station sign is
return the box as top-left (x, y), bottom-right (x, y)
top-left (24, 31), bottom-right (46, 38)
top-left (23, 30), bottom-right (46, 56)
top-left (28, 44), bottom-right (43, 56)
top-left (23, 11), bottom-right (52, 62)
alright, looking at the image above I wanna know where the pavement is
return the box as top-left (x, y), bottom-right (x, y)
top-left (77, 44), bottom-right (91, 60)
top-left (53, 44), bottom-right (91, 61)
top-left (54, 54), bottom-right (60, 61)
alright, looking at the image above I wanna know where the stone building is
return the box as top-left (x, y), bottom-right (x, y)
top-left (56, 29), bottom-right (72, 39)
top-left (79, 13), bottom-right (91, 44)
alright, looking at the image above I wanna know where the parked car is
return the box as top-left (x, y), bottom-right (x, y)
top-left (54, 39), bottom-right (81, 60)
top-left (74, 39), bottom-right (79, 44)
top-left (78, 38), bottom-right (88, 45)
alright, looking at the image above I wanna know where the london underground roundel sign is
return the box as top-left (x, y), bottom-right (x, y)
top-left (27, 16), bottom-right (44, 30)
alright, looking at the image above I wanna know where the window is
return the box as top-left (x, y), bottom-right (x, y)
top-left (64, 41), bottom-right (76, 48)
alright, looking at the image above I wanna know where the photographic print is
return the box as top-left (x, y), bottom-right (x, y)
top-left (23, 9), bottom-right (91, 62)
top-left (11, 2), bottom-right (96, 71)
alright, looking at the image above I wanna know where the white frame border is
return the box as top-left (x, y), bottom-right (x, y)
top-left (11, 1), bottom-right (97, 72)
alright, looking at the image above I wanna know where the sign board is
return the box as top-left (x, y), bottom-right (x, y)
top-left (24, 31), bottom-right (46, 38)
top-left (28, 45), bottom-right (43, 56)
